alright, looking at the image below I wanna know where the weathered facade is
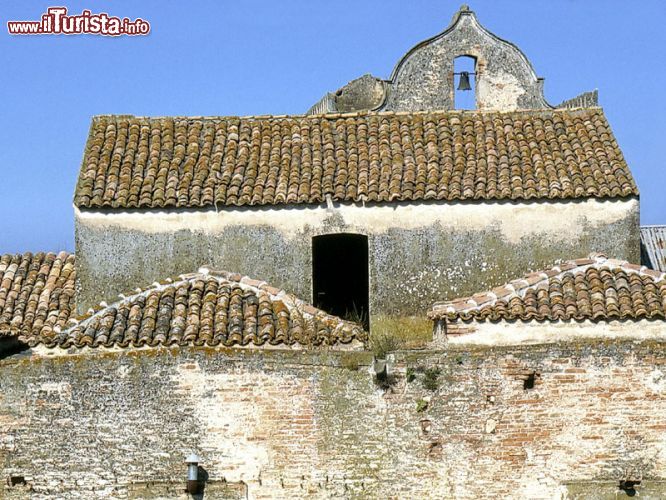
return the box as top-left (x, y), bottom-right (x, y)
top-left (2, 342), bottom-right (666, 499)
top-left (73, 109), bottom-right (640, 324)
top-left (76, 194), bottom-right (639, 322)
top-left (3, 250), bottom-right (666, 498)
top-left (72, 6), bottom-right (639, 325)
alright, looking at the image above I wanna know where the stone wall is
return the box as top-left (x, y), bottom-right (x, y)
top-left (381, 7), bottom-right (551, 112)
top-left (74, 197), bottom-right (641, 321)
top-left (1, 339), bottom-right (665, 499)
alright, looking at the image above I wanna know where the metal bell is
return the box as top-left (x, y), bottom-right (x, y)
top-left (457, 71), bottom-right (472, 91)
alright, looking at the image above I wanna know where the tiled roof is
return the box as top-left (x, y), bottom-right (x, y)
top-left (74, 108), bottom-right (637, 210)
top-left (641, 226), bottom-right (666, 272)
top-left (29, 269), bottom-right (366, 349)
top-left (429, 254), bottom-right (666, 323)
top-left (0, 252), bottom-right (75, 339)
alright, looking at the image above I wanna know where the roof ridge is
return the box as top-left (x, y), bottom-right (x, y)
top-left (62, 267), bottom-right (358, 337)
top-left (429, 254), bottom-right (666, 319)
top-left (90, 106), bottom-right (604, 123)
top-left (0, 250), bottom-right (72, 260)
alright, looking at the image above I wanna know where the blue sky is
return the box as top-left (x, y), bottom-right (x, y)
top-left (1, 0), bottom-right (664, 253)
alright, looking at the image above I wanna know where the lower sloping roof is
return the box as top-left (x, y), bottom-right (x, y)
top-left (0, 252), bottom-right (75, 340)
top-left (30, 268), bottom-right (366, 349)
top-left (429, 254), bottom-right (666, 323)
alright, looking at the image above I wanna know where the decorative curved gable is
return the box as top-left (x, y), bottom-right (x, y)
top-left (305, 5), bottom-right (585, 114)
top-left (381, 5), bottom-right (551, 112)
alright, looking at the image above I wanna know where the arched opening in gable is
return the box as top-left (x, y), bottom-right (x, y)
top-left (453, 55), bottom-right (477, 110)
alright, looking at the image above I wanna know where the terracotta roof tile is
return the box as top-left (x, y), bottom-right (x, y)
top-left (74, 108), bottom-right (638, 210)
top-left (491, 285), bottom-right (514, 299)
top-left (429, 254), bottom-right (666, 323)
top-left (28, 269), bottom-right (366, 349)
top-left (0, 252), bottom-right (75, 340)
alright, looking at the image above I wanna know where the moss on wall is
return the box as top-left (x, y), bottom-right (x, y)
top-left (75, 199), bottom-right (640, 317)
top-left (1, 340), bottom-right (665, 498)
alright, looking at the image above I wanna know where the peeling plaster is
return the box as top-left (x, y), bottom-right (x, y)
top-left (74, 197), bottom-right (640, 316)
top-left (381, 8), bottom-right (551, 112)
top-left (75, 198), bottom-right (637, 246)
top-left (478, 71), bottom-right (526, 110)
top-left (441, 319), bottom-right (666, 346)
top-left (174, 365), bottom-right (273, 485)
top-left (2, 344), bottom-right (666, 498)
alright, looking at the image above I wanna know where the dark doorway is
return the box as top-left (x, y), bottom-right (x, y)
top-left (312, 233), bottom-right (369, 330)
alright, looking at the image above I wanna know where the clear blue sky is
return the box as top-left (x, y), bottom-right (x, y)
top-left (1, 1), bottom-right (664, 253)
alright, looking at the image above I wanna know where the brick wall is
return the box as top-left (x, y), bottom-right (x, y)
top-left (1, 341), bottom-right (665, 498)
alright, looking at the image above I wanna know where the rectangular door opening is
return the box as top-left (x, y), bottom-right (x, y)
top-left (312, 233), bottom-right (369, 331)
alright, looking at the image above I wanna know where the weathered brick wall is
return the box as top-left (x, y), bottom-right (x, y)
top-left (1, 340), bottom-right (665, 499)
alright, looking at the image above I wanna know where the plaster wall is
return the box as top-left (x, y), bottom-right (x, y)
top-left (1, 341), bottom-right (665, 499)
top-left (74, 197), bottom-right (640, 319)
top-left (437, 319), bottom-right (666, 347)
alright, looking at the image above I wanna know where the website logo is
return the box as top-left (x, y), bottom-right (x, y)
top-left (7, 7), bottom-right (150, 36)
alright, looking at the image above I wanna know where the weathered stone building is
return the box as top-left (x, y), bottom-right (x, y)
top-left (1, 5), bottom-right (665, 499)
top-left (73, 6), bottom-right (639, 327)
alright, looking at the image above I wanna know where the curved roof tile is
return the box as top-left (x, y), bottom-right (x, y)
top-left (429, 254), bottom-right (666, 323)
top-left (74, 108), bottom-right (638, 210)
top-left (30, 269), bottom-right (367, 349)
top-left (0, 252), bottom-right (76, 339)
